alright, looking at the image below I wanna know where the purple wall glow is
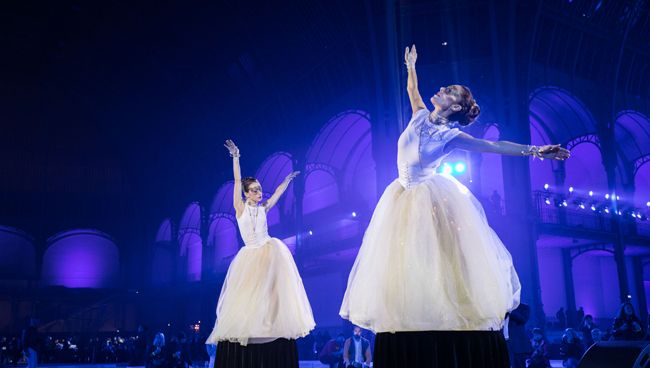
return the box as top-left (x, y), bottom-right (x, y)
top-left (480, 125), bottom-right (505, 198)
top-left (563, 143), bottom-right (609, 197)
top-left (180, 233), bottom-right (202, 281)
top-left (152, 247), bottom-right (174, 285)
top-left (0, 227), bottom-right (36, 278)
top-left (209, 218), bottom-right (238, 265)
top-left (635, 164), bottom-right (650, 209)
top-left (303, 170), bottom-right (339, 215)
top-left (537, 248), bottom-right (566, 316)
top-left (211, 182), bottom-right (236, 215)
top-left (41, 231), bottom-right (120, 288)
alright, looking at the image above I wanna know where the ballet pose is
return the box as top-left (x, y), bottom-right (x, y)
top-left (340, 45), bottom-right (569, 365)
top-left (207, 141), bottom-right (315, 366)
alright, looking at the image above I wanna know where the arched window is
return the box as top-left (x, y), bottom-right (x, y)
top-left (255, 152), bottom-right (295, 225)
top-left (0, 226), bottom-right (36, 279)
top-left (42, 229), bottom-right (119, 288)
top-left (179, 203), bottom-right (202, 282)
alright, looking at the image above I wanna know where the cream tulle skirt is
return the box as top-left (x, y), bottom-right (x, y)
top-left (207, 238), bottom-right (315, 346)
top-left (340, 174), bottom-right (521, 333)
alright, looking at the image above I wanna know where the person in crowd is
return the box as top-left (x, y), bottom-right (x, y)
top-left (318, 333), bottom-right (345, 368)
top-left (576, 307), bottom-right (585, 325)
top-left (611, 302), bottom-right (644, 341)
top-left (145, 333), bottom-right (167, 368)
top-left (566, 308), bottom-right (576, 329)
top-left (527, 328), bottom-right (550, 368)
top-left (129, 324), bottom-right (148, 366)
top-left (556, 307), bottom-right (566, 330)
top-left (101, 338), bottom-right (116, 363)
top-left (205, 343), bottom-right (216, 368)
top-left (491, 190), bottom-right (501, 214)
top-left (578, 315), bottom-right (598, 342)
top-left (10, 337), bottom-right (22, 367)
top-left (504, 302), bottom-right (533, 368)
top-left (168, 332), bottom-right (193, 368)
top-left (0, 337), bottom-right (7, 364)
top-left (585, 328), bottom-right (602, 350)
top-left (22, 318), bottom-right (41, 368)
top-left (314, 331), bottom-right (325, 359)
top-left (560, 328), bottom-right (583, 368)
top-left (303, 332), bottom-right (315, 360)
top-left (343, 327), bottom-right (371, 368)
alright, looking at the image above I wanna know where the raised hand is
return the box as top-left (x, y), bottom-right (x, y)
top-left (286, 171), bottom-right (300, 181)
top-left (538, 144), bottom-right (570, 161)
top-left (224, 140), bottom-right (240, 157)
top-left (405, 44), bottom-right (417, 69)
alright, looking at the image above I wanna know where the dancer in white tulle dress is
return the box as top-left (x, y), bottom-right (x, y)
top-left (340, 45), bottom-right (570, 367)
top-left (206, 140), bottom-right (314, 366)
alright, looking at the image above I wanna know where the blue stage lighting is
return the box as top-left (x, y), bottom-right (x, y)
top-left (544, 198), bottom-right (551, 205)
top-left (590, 204), bottom-right (596, 211)
top-left (606, 194), bottom-right (610, 199)
top-left (544, 184), bottom-right (549, 191)
top-left (562, 200), bottom-right (568, 207)
top-left (569, 187), bottom-right (574, 193)
top-left (455, 163), bottom-right (466, 173)
top-left (442, 164), bottom-right (453, 175)
top-left (309, 231), bottom-right (313, 235)
top-left (589, 191), bottom-right (593, 197)
top-left (604, 207), bottom-right (610, 213)
top-left (647, 202), bottom-right (650, 207)
top-left (352, 212), bottom-right (356, 217)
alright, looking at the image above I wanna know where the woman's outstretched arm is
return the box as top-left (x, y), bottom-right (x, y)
top-left (446, 132), bottom-right (570, 161)
top-left (405, 45), bottom-right (427, 116)
top-left (225, 140), bottom-right (245, 217)
top-left (263, 171), bottom-right (299, 212)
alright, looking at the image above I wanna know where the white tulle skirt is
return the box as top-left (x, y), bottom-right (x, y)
top-left (340, 174), bottom-right (521, 333)
top-left (207, 238), bottom-right (315, 346)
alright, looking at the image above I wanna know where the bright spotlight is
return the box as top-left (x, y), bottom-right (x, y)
top-left (544, 184), bottom-right (549, 191)
top-left (579, 203), bottom-right (585, 209)
top-left (617, 196), bottom-right (620, 200)
top-left (569, 187), bottom-right (574, 193)
top-left (442, 164), bottom-right (453, 175)
top-left (544, 197), bottom-right (551, 205)
top-left (455, 163), bottom-right (466, 173)
top-left (606, 194), bottom-right (610, 199)
top-left (604, 207), bottom-right (610, 213)
top-left (589, 191), bottom-right (593, 197)
top-left (352, 212), bottom-right (356, 217)
top-left (590, 204), bottom-right (596, 211)
top-left (647, 202), bottom-right (650, 207)
top-left (309, 231), bottom-right (313, 235)
top-left (632, 213), bottom-right (637, 218)
top-left (563, 200), bottom-right (568, 207)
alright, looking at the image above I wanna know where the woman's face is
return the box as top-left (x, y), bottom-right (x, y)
top-left (245, 181), bottom-right (263, 203)
top-left (625, 304), bottom-right (634, 315)
top-left (533, 332), bottom-right (542, 340)
top-left (431, 85), bottom-right (461, 112)
top-left (566, 330), bottom-right (575, 339)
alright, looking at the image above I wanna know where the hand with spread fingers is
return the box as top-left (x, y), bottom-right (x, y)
top-left (538, 144), bottom-right (571, 161)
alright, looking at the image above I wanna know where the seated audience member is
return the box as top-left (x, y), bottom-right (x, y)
top-left (585, 328), bottom-right (602, 350)
top-left (560, 328), bottom-right (583, 368)
top-left (612, 302), bottom-right (644, 341)
top-left (527, 328), bottom-right (550, 368)
top-left (168, 332), bottom-right (193, 368)
top-left (145, 333), bottom-right (167, 368)
top-left (578, 315), bottom-right (598, 338)
top-left (343, 326), bottom-right (371, 368)
top-left (602, 329), bottom-right (612, 341)
top-left (319, 333), bottom-right (345, 368)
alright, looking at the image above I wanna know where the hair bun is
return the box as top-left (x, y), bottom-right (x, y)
top-left (462, 103), bottom-right (480, 126)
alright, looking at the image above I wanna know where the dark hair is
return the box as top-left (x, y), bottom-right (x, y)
top-left (447, 85), bottom-right (480, 126)
top-left (337, 333), bottom-right (345, 338)
top-left (532, 328), bottom-right (541, 334)
top-left (177, 332), bottom-right (186, 340)
top-left (242, 177), bottom-right (259, 193)
top-left (616, 302), bottom-right (637, 320)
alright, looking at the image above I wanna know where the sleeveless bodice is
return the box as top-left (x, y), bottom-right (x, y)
top-left (397, 109), bottom-right (461, 190)
top-left (237, 204), bottom-right (272, 248)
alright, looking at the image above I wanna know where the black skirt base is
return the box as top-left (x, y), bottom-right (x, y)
top-left (374, 330), bottom-right (510, 368)
top-left (215, 338), bottom-right (299, 368)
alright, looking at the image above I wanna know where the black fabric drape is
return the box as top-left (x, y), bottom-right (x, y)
top-left (214, 338), bottom-right (299, 368)
top-left (374, 330), bottom-right (510, 368)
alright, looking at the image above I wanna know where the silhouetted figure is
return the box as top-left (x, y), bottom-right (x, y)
top-left (566, 309), bottom-right (575, 329)
top-left (491, 190), bottom-right (502, 214)
top-left (560, 328), bottom-right (583, 368)
top-left (576, 307), bottom-right (585, 325)
top-left (129, 324), bottom-right (148, 366)
top-left (504, 303), bottom-right (533, 368)
top-left (528, 328), bottom-right (550, 368)
top-left (22, 318), bottom-right (41, 368)
top-left (556, 307), bottom-right (566, 330)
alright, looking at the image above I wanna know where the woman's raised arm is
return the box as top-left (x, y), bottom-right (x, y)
top-left (224, 140), bottom-right (245, 217)
top-left (405, 45), bottom-right (427, 116)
